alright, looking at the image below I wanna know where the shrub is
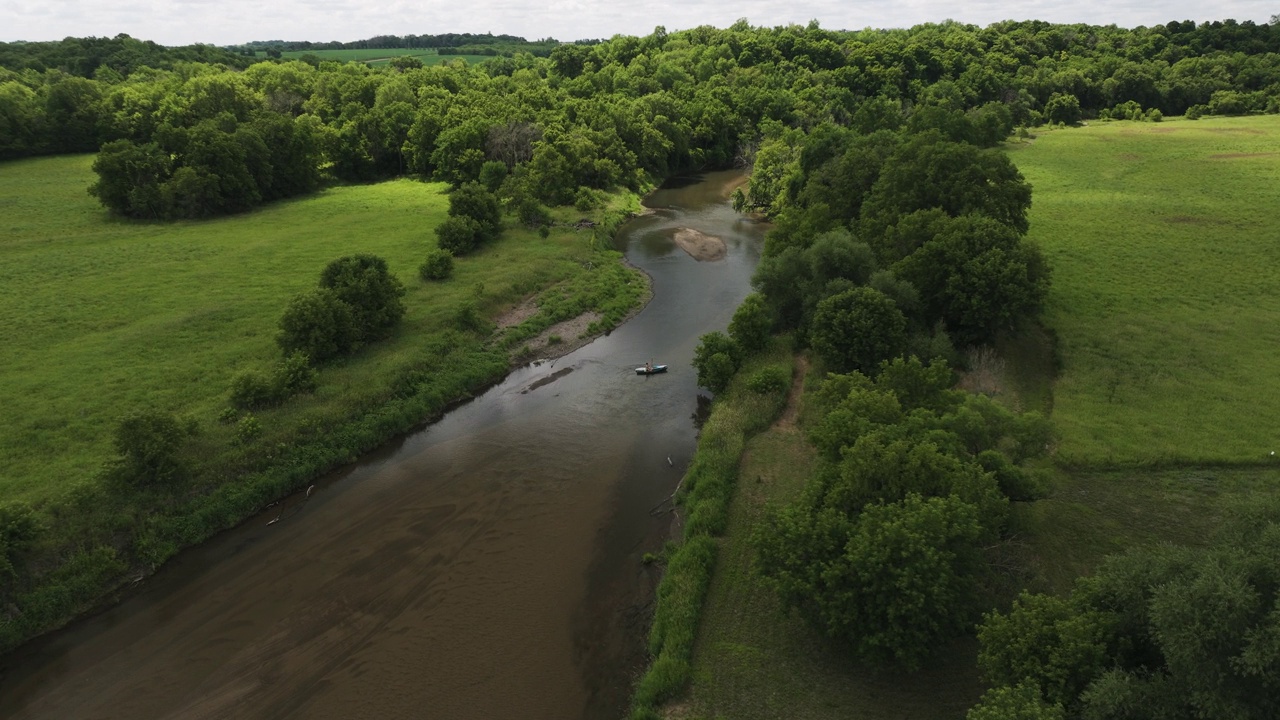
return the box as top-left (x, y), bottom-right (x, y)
top-left (0, 503), bottom-right (41, 580)
top-left (692, 331), bottom-right (741, 394)
top-left (448, 182), bottom-right (502, 241)
top-left (435, 215), bottom-right (484, 255)
top-left (278, 287), bottom-right (358, 361)
top-left (229, 370), bottom-right (279, 410)
top-left (112, 409), bottom-right (189, 486)
top-left (419, 248), bottom-right (454, 281)
top-left (236, 414), bottom-right (262, 443)
top-left (273, 351), bottom-right (318, 395)
top-left (319, 254), bottom-right (406, 342)
top-left (515, 195), bottom-right (553, 229)
top-left (728, 293), bottom-right (773, 353)
top-left (453, 301), bottom-right (487, 332)
top-left (574, 186), bottom-right (602, 211)
top-left (1043, 93), bottom-right (1082, 126)
top-left (478, 160), bottom-right (508, 193)
top-left (747, 366), bottom-right (789, 394)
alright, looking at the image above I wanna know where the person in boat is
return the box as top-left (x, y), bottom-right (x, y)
top-left (645, 360), bottom-right (653, 373)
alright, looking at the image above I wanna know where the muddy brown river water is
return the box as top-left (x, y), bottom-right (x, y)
top-left (0, 171), bottom-right (765, 720)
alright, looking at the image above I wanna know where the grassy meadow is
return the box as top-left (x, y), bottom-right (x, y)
top-left (1008, 115), bottom-right (1280, 467)
top-left (279, 48), bottom-right (493, 65)
top-left (0, 154), bottom-right (640, 505)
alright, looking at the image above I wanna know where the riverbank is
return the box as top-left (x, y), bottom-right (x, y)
top-left (630, 340), bottom-right (795, 719)
top-left (2, 168), bottom-right (768, 720)
top-left (0, 156), bottom-right (651, 656)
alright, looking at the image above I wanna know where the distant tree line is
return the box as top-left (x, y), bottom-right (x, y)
top-left (4, 18), bottom-right (1280, 196)
top-left (241, 33), bottom-right (560, 53)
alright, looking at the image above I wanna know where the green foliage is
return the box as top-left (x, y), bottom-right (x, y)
top-left (447, 182), bottom-right (502, 242)
top-left (967, 684), bottom-right (1066, 720)
top-left (435, 214), bottom-right (484, 255)
top-left (756, 493), bottom-right (985, 668)
top-left (111, 409), bottom-right (189, 486)
top-left (229, 370), bottom-right (277, 410)
top-left (692, 331), bottom-right (741, 394)
top-left (728, 293), bottom-right (773, 353)
top-left (809, 286), bottom-right (906, 373)
top-left (978, 592), bottom-right (1114, 707)
top-left (477, 160), bottom-right (508, 192)
top-left (229, 352), bottom-right (318, 410)
top-left (894, 214), bottom-right (1049, 346)
top-left (419, 248), bottom-right (454, 281)
top-left (515, 195), bottom-right (553, 229)
top-left (746, 366), bottom-right (789, 394)
top-left (277, 287), bottom-right (358, 361)
top-left (319, 254), bottom-right (407, 342)
top-left (235, 414), bottom-right (262, 443)
top-left (1043, 93), bottom-right (1082, 125)
top-left (976, 512), bottom-right (1280, 719)
top-left (0, 503), bottom-right (41, 581)
top-left (861, 134), bottom-right (1033, 239)
top-left (274, 351), bottom-right (319, 395)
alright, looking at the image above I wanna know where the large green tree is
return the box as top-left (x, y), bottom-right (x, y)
top-left (809, 286), bottom-right (907, 373)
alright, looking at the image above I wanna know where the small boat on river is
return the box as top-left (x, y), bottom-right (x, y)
top-left (636, 364), bottom-right (668, 375)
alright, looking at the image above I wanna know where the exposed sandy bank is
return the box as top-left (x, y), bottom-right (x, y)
top-left (672, 227), bottom-right (727, 262)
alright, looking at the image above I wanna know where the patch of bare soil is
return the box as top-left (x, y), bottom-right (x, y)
top-left (496, 297), bottom-right (539, 329)
top-left (672, 227), bottom-right (727, 262)
top-left (662, 699), bottom-right (696, 719)
top-left (520, 311), bottom-right (604, 361)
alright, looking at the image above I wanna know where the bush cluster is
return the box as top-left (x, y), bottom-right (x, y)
top-left (229, 352), bottom-right (319, 410)
top-left (278, 254), bottom-right (406, 361)
top-left (434, 183), bottom-right (502, 255)
top-left (754, 357), bottom-right (1052, 668)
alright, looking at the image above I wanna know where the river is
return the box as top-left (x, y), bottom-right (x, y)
top-left (0, 170), bottom-right (764, 720)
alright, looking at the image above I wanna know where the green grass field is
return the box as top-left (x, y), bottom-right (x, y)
top-left (279, 48), bottom-right (493, 65)
top-left (0, 155), bottom-right (634, 505)
top-left (1008, 115), bottom-right (1280, 467)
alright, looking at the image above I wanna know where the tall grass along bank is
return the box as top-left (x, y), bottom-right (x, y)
top-left (630, 342), bottom-right (793, 719)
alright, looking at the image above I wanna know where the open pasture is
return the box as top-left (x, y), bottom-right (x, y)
top-left (1009, 115), bottom-right (1280, 467)
top-left (279, 48), bottom-right (492, 65)
top-left (0, 155), bottom-right (612, 504)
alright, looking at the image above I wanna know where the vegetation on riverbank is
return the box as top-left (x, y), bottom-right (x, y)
top-left (5, 15), bottom-right (1280, 711)
top-left (631, 341), bottom-right (794, 718)
top-left (0, 154), bottom-right (648, 654)
top-left (658, 117), bottom-right (1280, 719)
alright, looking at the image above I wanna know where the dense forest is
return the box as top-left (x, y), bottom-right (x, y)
top-left (3, 17), bottom-right (1280, 719)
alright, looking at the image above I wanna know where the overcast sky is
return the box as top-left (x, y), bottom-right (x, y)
top-left (3, 0), bottom-right (1277, 46)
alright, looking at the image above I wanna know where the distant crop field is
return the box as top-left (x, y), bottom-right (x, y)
top-left (1008, 115), bottom-right (1280, 466)
top-left (278, 48), bottom-right (493, 65)
top-left (0, 156), bottom-right (609, 504)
